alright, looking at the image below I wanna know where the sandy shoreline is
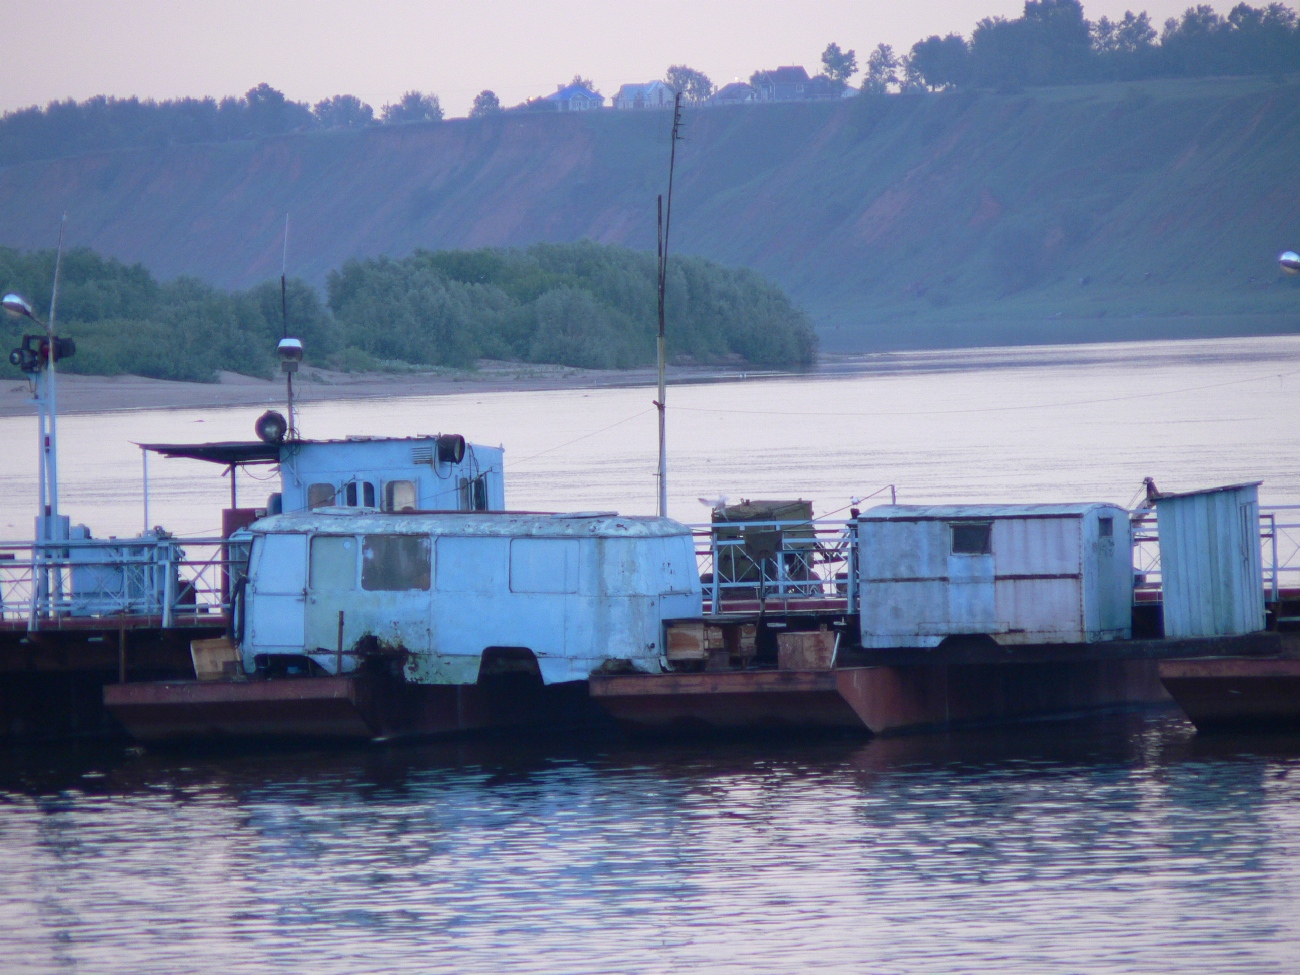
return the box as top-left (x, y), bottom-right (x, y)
top-left (0, 360), bottom-right (795, 417)
top-left (3, 336), bottom-right (1293, 417)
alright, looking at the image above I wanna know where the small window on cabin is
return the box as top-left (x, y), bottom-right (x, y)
top-left (362, 534), bottom-right (431, 591)
top-left (385, 480), bottom-right (417, 512)
top-left (459, 475), bottom-right (489, 511)
top-left (1099, 517), bottom-right (1114, 538)
top-left (310, 535), bottom-right (357, 590)
top-left (343, 482), bottom-right (376, 507)
top-left (950, 522), bottom-right (993, 555)
top-left (307, 483), bottom-right (336, 509)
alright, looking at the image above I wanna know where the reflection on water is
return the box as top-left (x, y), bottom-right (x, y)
top-left (0, 335), bottom-right (1297, 538)
top-left (2, 713), bottom-right (1298, 975)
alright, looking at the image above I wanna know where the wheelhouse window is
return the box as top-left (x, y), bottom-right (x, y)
top-left (384, 480), bottom-right (417, 512)
top-left (950, 522), bottom-right (993, 555)
top-left (1099, 516), bottom-right (1114, 538)
top-left (310, 535), bottom-right (357, 590)
top-left (307, 483), bottom-right (336, 509)
top-left (362, 534), bottom-right (431, 591)
top-left (459, 475), bottom-right (489, 511)
top-left (344, 482), bottom-right (377, 508)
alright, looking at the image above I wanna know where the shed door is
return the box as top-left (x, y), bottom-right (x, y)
top-left (947, 522), bottom-right (997, 633)
top-left (248, 534), bottom-right (307, 651)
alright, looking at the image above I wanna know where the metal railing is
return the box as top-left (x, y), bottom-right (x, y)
top-left (691, 506), bottom-right (1299, 620)
top-left (0, 535), bottom-right (244, 629)
top-left (691, 519), bottom-right (858, 615)
top-left (1130, 506), bottom-right (1298, 604)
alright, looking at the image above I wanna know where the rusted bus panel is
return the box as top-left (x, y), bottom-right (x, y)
top-left (858, 504), bottom-right (1133, 649)
top-left (243, 511), bottom-right (702, 687)
top-left (1155, 483), bottom-right (1266, 639)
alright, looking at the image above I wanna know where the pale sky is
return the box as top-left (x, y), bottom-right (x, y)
top-left (3, 0), bottom-right (1243, 118)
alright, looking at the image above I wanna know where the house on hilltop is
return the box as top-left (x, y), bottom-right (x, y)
top-left (711, 82), bottom-right (756, 106)
top-left (751, 66), bottom-right (841, 102)
top-left (614, 81), bottom-right (674, 109)
top-left (546, 83), bottom-right (604, 111)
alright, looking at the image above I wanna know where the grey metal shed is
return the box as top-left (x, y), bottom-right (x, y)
top-left (1154, 482), bottom-right (1265, 639)
top-left (857, 503), bottom-right (1134, 649)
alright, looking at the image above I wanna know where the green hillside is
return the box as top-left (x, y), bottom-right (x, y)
top-left (1, 74), bottom-right (1297, 352)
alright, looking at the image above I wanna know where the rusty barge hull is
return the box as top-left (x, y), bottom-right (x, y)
top-left (103, 673), bottom-right (597, 744)
top-left (591, 658), bottom-right (1171, 736)
top-left (1158, 656), bottom-right (1300, 731)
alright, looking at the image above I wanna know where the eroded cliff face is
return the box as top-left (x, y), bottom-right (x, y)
top-left (3, 76), bottom-right (1298, 350)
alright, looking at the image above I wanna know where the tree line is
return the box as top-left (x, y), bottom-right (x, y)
top-left (0, 84), bottom-right (444, 167)
top-left (0, 241), bottom-right (816, 383)
top-left (888, 1), bottom-right (1300, 93)
top-left (3, 3), bottom-right (1295, 168)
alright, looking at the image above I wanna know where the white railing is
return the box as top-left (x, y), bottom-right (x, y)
top-left (0, 535), bottom-right (245, 629)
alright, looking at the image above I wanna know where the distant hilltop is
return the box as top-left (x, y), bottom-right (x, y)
top-left (1, 75), bottom-right (1298, 351)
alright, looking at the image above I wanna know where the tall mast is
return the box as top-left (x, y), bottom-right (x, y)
top-left (281, 214), bottom-right (296, 438)
top-left (45, 214), bottom-right (67, 530)
top-left (656, 92), bottom-right (682, 518)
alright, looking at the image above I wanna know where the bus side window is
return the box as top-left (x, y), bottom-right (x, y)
top-left (310, 535), bottom-right (357, 590)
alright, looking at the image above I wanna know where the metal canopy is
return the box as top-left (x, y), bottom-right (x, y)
top-left (137, 441), bottom-right (281, 466)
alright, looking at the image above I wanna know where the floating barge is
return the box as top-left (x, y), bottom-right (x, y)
top-left (3, 425), bottom-right (1297, 743)
top-left (593, 497), bottom-right (1300, 736)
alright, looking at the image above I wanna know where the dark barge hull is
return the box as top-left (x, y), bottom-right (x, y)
top-left (0, 621), bottom-right (221, 742)
top-left (103, 672), bottom-right (595, 744)
top-left (1158, 657), bottom-right (1300, 731)
top-left (590, 658), bottom-right (1171, 736)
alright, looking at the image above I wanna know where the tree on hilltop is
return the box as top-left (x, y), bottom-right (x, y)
top-left (470, 90), bottom-right (502, 117)
top-left (243, 83), bottom-right (313, 134)
top-left (381, 91), bottom-right (444, 124)
top-left (821, 42), bottom-right (859, 87)
top-left (313, 94), bottom-right (374, 129)
top-left (861, 44), bottom-right (899, 94)
top-left (665, 65), bottom-right (714, 102)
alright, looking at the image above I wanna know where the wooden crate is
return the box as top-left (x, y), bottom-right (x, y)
top-left (776, 630), bottom-right (837, 671)
top-left (665, 622), bottom-right (727, 661)
top-left (191, 637), bottom-right (242, 681)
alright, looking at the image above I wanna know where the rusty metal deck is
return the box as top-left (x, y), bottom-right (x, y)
top-left (590, 657), bottom-right (1171, 736)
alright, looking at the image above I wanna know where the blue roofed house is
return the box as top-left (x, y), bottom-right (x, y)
top-left (614, 80), bottom-right (675, 109)
top-left (546, 83), bottom-right (605, 111)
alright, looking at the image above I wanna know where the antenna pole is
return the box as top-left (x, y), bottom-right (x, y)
top-left (45, 213), bottom-right (66, 531)
top-left (281, 215), bottom-right (295, 438)
top-left (655, 92), bottom-right (682, 519)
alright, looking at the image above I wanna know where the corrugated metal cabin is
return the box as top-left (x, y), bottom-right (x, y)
top-left (241, 510), bottom-right (701, 685)
top-left (1154, 482), bottom-right (1265, 639)
top-left (858, 503), bottom-right (1133, 649)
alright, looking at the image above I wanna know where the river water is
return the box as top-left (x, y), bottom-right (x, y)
top-left (1, 335), bottom-right (1298, 537)
top-left (1, 336), bottom-right (1299, 972)
top-left (2, 714), bottom-right (1299, 974)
